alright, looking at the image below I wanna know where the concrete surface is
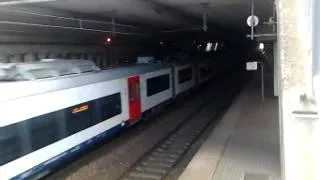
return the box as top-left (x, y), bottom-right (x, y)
top-left (179, 80), bottom-right (281, 180)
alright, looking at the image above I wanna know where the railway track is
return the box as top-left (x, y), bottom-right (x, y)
top-left (120, 100), bottom-right (220, 180)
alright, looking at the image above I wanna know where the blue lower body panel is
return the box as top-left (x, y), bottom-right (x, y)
top-left (12, 124), bottom-right (123, 180)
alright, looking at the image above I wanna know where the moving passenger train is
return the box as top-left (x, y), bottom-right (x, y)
top-left (0, 59), bottom-right (213, 179)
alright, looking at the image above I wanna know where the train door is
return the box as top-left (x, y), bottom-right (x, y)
top-left (127, 75), bottom-right (141, 122)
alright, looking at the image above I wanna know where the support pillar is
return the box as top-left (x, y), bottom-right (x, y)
top-left (278, 0), bottom-right (318, 180)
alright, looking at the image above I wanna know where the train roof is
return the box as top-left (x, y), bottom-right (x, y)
top-left (0, 59), bottom-right (100, 81)
top-left (0, 60), bottom-right (172, 102)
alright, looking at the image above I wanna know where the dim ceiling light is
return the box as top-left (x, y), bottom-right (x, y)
top-left (214, 42), bottom-right (219, 51)
top-left (0, 0), bottom-right (56, 5)
top-left (205, 42), bottom-right (213, 52)
top-left (258, 42), bottom-right (265, 50)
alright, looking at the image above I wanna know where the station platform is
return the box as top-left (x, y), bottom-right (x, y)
top-left (178, 78), bottom-right (282, 180)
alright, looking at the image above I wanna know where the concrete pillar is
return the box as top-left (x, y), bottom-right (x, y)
top-left (56, 53), bottom-right (63, 59)
top-left (0, 55), bottom-right (9, 63)
top-left (71, 53), bottom-right (79, 59)
top-left (78, 53), bottom-right (85, 59)
top-left (87, 54), bottom-right (94, 60)
top-left (24, 53), bottom-right (38, 62)
top-left (274, 41), bottom-right (280, 96)
top-left (38, 53), bottom-right (47, 60)
top-left (65, 53), bottom-right (72, 59)
top-left (9, 54), bottom-right (23, 63)
top-left (278, 0), bottom-right (318, 180)
top-left (48, 53), bottom-right (58, 59)
top-left (95, 55), bottom-right (103, 69)
top-left (102, 55), bottom-right (108, 67)
top-left (83, 53), bottom-right (88, 60)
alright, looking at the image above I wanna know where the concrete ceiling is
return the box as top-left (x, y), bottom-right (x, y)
top-left (5, 0), bottom-right (274, 31)
top-left (0, 0), bottom-right (275, 44)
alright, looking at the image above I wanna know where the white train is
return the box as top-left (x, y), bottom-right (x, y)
top-left (0, 59), bottom-right (213, 180)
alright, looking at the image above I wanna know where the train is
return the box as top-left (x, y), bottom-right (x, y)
top-left (0, 59), bottom-right (213, 180)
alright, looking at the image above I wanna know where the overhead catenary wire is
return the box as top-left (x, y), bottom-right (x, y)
top-left (0, 21), bottom-right (149, 36)
top-left (0, 8), bottom-right (143, 29)
top-left (0, 7), bottom-right (151, 36)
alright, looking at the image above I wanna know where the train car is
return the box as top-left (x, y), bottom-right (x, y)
top-left (196, 61), bottom-right (213, 85)
top-left (172, 62), bottom-right (195, 96)
top-left (139, 64), bottom-right (173, 113)
top-left (0, 59), bottom-right (173, 180)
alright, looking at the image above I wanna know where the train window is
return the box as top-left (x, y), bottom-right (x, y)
top-left (66, 102), bottom-right (94, 136)
top-left (0, 94), bottom-right (121, 166)
top-left (147, 74), bottom-right (170, 97)
top-left (96, 93), bottom-right (122, 123)
top-left (129, 80), bottom-right (140, 100)
top-left (178, 67), bottom-right (192, 84)
top-left (29, 111), bottom-right (64, 151)
top-left (129, 82), bottom-right (135, 100)
top-left (0, 125), bottom-right (22, 165)
top-left (0, 110), bottom-right (67, 166)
